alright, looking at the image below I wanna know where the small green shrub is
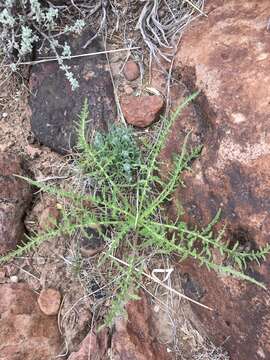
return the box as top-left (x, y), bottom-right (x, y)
top-left (1, 93), bottom-right (270, 326)
top-left (80, 124), bottom-right (141, 185)
top-left (0, 0), bottom-right (86, 89)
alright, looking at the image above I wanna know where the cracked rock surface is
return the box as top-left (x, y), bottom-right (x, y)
top-left (29, 31), bottom-right (116, 154)
top-left (0, 153), bottom-right (32, 255)
top-left (153, 1), bottom-right (270, 359)
top-left (0, 283), bottom-right (62, 360)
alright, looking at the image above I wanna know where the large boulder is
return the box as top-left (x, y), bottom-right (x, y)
top-left (29, 31), bottom-right (116, 154)
top-left (0, 153), bottom-right (32, 255)
top-left (0, 283), bottom-right (62, 360)
top-left (153, 1), bottom-right (270, 359)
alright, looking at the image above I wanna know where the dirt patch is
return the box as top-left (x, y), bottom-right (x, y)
top-left (0, 70), bottom-right (64, 180)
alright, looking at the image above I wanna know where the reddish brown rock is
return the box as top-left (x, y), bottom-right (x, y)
top-left (111, 291), bottom-right (172, 360)
top-left (153, 1), bottom-right (270, 360)
top-left (0, 153), bottom-right (32, 255)
top-left (67, 329), bottom-right (108, 360)
top-left (39, 206), bottom-right (60, 230)
top-left (121, 95), bottom-right (164, 128)
top-left (0, 283), bottom-right (62, 360)
top-left (123, 60), bottom-right (140, 81)
top-left (38, 288), bottom-right (61, 316)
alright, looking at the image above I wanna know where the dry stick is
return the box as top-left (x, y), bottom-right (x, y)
top-left (82, 0), bottom-right (107, 49)
top-left (137, 0), bottom-right (206, 65)
top-left (140, 282), bottom-right (178, 315)
top-left (102, 27), bottom-right (126, 125)
top-left (7, 47), bottom-right (140, 66)
top-left (14, 264), bottom-right (40, 282)
top-left (164, 35), bottom-right (182, 118)
top-left (58, 294), bottom-right (66, 336)
top-left (87, 307), bottom-right (96, 360)
top-left (56, 338), bottom-right (69, 358)
top-left (60, 274), bottom-right (123, 325)
top-left (185, 0), bottom-right (207, 16)
top-left (107, 253), bottom-right (213, 311)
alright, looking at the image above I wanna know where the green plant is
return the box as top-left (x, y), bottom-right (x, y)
top-left (79, 124), bottom-right (141, 185)
top-left (2, 93), bottom-right (270, 326)
top-left (0, 0), bottom-right (86, 89)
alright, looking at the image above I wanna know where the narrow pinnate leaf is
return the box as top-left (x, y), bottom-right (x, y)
top-left (2, 93), bottom-right (270, 327)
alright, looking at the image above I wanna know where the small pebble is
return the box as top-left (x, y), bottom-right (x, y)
top-left (123, 60), bottom-right (140, 81)
top-left (39, 206), bottom-right (60, 230)
top-left (10, 275), bottom-right (18, 283)
top-left (124, 85), bottom-right (134, 95)
top-left (36, 257), bottom-right (46, 266)
top-left (38, 288), bottom-right (61, 316)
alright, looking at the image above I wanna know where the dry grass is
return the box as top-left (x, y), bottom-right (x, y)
top-left (139, 255), bottom-right (229, 359)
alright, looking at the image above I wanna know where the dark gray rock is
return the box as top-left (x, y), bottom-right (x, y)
top-left (29, 31), bottom-right (116, 154)
top-left (79, 226), bottom-right (105, 257)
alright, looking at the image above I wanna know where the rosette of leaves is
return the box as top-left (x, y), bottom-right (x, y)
top-left (1, 93), bottom-right (270, 326)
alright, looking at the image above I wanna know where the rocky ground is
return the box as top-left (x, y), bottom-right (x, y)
top-left (1, 0), bottom-right (270, 359)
